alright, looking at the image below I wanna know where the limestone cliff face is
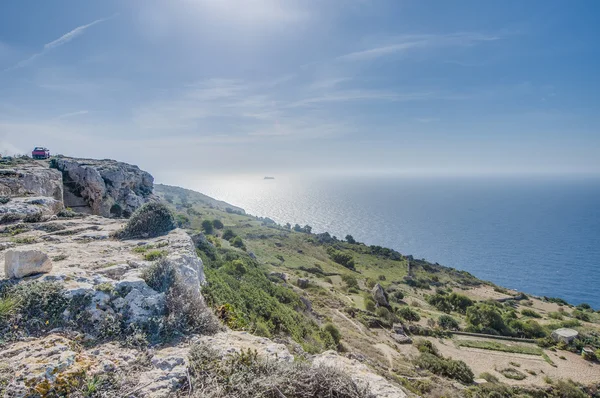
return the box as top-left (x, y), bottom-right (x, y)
top-left (51, 157), bottom-right (154, 217)
top-left (0, 165), bottom-right (63, 201)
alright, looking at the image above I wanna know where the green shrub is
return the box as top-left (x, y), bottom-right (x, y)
top-left (114, 202), bottom-right (176, 239)
top-left (175, 213), bottom-right (190, 228)
top-left (414, 352), bottom-right (473, 384)
top-left (222, 229), bottom-right (236, 240)
top-left (438, 314), bottom-right (459, 330)
top-left (187, 344), bottom-right (374, 397)
top-left (398, 306), bottom-right (420, 322)
top-left (548, 311), bottom-right (564, 320)
top-left (326, 247), bottom-right (355, 270)
top-left (202, 219), bottom-right (214, 234)
top-left (341, 275), bottom-right (359, 289)
top-left (323, 323), bottom-right (342, 346)
top-left (231, 236), bottom-right (245, 249)
top-left (212, 219), bottom-right (224, 229)
top-left (572, 309), bottom-right (591, 322)
top-left (143, 250), bottom-right (167, 261)
top-left (365, 298), bottom-right (376, 312)
top-left (521, 308), bottom-right (541, 318)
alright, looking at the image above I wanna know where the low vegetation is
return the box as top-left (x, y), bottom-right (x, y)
top-left (413, 339), bottom-right (474, 384)
top-left (187, 344), bottom-right (374, 398)
top-left (114, 202), bottom-right (176, 239)
top-left (456, 339), bottom-right (543, 356)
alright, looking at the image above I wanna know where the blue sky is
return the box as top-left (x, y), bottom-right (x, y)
top-left (0, 0), bottom-right (599, 179)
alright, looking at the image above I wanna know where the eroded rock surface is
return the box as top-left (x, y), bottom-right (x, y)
top-left (372, 283), bottom-right (389, 308)
top-left (0, 166), bottom-right (63, 201)
top-left (51, 157), bottom-right (154, 217)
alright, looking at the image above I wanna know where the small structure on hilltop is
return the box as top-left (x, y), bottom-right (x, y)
top-left (551, 328), bottom-right (579, 344)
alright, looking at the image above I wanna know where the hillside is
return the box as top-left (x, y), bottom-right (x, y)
top-left (1, 155), bottom-right (599, 398)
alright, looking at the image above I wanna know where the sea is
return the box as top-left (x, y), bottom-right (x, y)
top-left (182, 175), bottom-right (600, 308)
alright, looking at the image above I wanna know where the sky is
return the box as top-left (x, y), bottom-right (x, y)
top-left (0, 0), bottom-right (599, 180)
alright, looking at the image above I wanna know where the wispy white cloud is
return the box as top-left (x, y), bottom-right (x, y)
top-left (339, 33), bottom-right (499, 61)
top-left (5, 16), bottom-right (115, 71)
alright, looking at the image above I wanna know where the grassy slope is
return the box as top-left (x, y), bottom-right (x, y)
top-left (154, 184), bottom-right (600, 394)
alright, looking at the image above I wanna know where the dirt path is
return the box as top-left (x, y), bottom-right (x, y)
top-left (374, 343), bottom-right (396, 371)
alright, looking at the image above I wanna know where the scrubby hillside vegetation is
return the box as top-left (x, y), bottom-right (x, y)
top-left (155, 183), bottom-right (600, 397)
top-left (1, 156), bottom-right (599, 397)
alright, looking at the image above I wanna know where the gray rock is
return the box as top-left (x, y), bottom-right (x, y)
top-left (269, 272), bottom-right (286, 281)
top-left (4, 249), bottom-right (53, 278)
top-left (0, 196), bottom-right (63, 222)
top-left (372, 283), bottom-right (389, 307)
top-left (0, 166), bottom-right (63, 201)
top-left (52, 157), bottom-right (154, 217)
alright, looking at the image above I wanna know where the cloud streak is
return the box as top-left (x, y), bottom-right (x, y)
top-left (5, 16), bottom-right (114, 71)
top-left (338, 32), bottom-right (499, 61)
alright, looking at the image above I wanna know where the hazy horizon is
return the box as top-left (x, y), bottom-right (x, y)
top-left (1, 0), bottom-right (599, 177)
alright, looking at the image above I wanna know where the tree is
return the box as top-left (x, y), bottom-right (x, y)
top-left (222, 229), bottom-right (236, 240)
top-left (284, 223), bottom-right (291, 230)
top-left (231, 236), bottom-right (245, 249)
top-left (212, 219), bottom-right (224, 229)
top-left (293, 224), bottom-right (302, 232)
top-left (302, 225), bottom-right (312, 234)
top-left (345, 235), bottom-right (356, 244)
top-left (201, 219), bottom-right (214, 234)
top-left (438, 314), bottom-right (459, 330)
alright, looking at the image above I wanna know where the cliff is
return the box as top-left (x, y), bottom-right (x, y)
top-left (0, 156), bottom-right (407, 397)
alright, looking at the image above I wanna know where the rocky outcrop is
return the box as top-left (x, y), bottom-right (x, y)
top-left (51, 157), bottom-right (154, 217)
top-left (4, 249), bottom-right (53, 278)
top-left (0, 196), bottom-right (63, 224)
top-left (0, 166), bottom-right (63, 201)
top-left (372, 283), bottom-right (389, 307)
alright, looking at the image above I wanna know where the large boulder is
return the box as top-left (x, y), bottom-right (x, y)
top-left (4, 249), bottom-right (53, 278)
top-left (0, 167), bottom-right (63, 201)
top-left (372, 283), bottom-right (389, 307)
top-left (51, 157), bottom-right (154, 217)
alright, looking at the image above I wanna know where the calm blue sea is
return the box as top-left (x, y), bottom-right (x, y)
top-left (186, 175), bottom-right (600, 308)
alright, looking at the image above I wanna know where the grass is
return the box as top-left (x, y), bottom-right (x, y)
top-left (456, 339), bottom-right (543, 356)
top-left (143, 250), bottom-right (167, 261)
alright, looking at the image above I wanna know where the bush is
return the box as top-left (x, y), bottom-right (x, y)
top-left (114, 202), bottom-right (176, 239)
top-left (326, 247), bottom-right (355, 270)
top-left (231, 236), bottom-right (245, 249)
top-left (202, 220), bottom-right (214, 234)
top-left (222, 229), bottom-right (236, 240)
top-left (323, 323), bottom-right (342, 346)
top-left (175, 213), bottom-right (190, 228)
top-left (572, 310), bottom-right (591, 322)
top-left (341, 275), bottom-right (359, 289)
top-left (398, 306), bottom-right (420, 322)
top-left (521, 308), bottom-right (542, 318)
top-left (438, 314), bottom-right (459, 330)
top-left (345, 235), bottom-right (356, 244)
top-left (142, 258), bottom-right (219, 341)
top-left (212, 219), bottom-right (224, 229)
top-left (414, 352), bottom-right (473, 384)
top-left (143, 250), bottom-right (167, 261)
top-left (187, 344), bottom-right (374, 398)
